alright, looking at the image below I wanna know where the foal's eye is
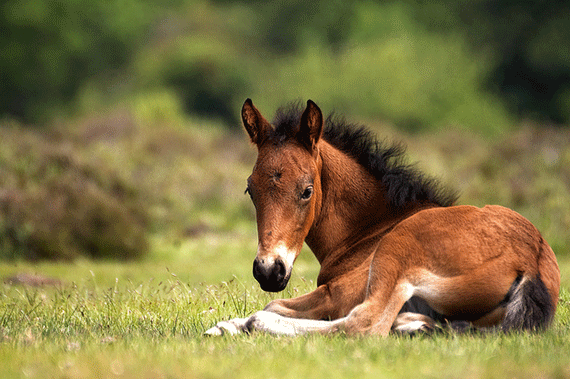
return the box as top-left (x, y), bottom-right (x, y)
top-left (300, 186), bottom-right (313, 201)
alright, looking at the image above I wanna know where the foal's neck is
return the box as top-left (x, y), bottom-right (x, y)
top-left (306, 141), bottom-right (422, 272)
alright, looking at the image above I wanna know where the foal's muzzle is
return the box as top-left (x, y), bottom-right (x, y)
top-left (253, 257), bottom-right (290, 292)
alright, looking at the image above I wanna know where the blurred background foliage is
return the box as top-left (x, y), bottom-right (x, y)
top-left (0, 0), bottom-right (569, 261)
top-left (4, 0), bottom-right (570, 130)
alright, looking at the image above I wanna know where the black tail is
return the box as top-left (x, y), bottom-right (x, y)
top-left (501, 274), bottom-right (555, 332)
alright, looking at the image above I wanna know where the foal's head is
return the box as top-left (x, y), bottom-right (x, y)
top-left (242, 99), bottom-right (323, 292)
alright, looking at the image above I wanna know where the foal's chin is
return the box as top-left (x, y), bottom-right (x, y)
top-left (257, 274), bottom-right (291, 293)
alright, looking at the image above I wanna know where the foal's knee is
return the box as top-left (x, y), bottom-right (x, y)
top-left (339, 302), bottom-right (392, 336)
top-left (262, 299), bottom-right (288, 314)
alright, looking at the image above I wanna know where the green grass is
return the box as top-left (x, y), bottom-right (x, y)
top-left (1, 241), bottom-right (569, 379)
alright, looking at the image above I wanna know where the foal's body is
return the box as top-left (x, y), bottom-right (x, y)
top-left (206, 100), bottom-right (560, 336)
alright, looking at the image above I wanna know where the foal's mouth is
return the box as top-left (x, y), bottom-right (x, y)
top-left (256, 273), bottom-right (291, 293)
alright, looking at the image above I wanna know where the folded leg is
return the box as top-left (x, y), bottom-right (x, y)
top-left (391, 312), bottom-right (437, 334)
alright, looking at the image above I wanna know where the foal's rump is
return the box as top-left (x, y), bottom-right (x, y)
top-left (387, 205), bottom-right (560, 331)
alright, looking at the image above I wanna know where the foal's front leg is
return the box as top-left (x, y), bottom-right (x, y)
top-left (204, 311), bottom-right (340, 336)
top-left (205, 270), bottom-right (368, 336)
top-left (206, 290), bottom-right (407, 336)
top-left (204, 310), bottom-right (344, 336)
top-left (205, 280), bottom-right (413, 337)
top-left (247, 311), bottom-right (346, 336)
top-left (204, 284), bottom-right (340, 336)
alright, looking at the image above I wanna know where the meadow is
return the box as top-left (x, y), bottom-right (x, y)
top-left (2, 108), bottom-right (570, 378)
top-left (0, 245), bottom-right (569, 379)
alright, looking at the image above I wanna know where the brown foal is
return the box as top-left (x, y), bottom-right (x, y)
top-left (205, 99), bottom-right (560, 336)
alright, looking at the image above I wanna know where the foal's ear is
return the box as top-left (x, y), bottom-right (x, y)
top-left (298, 100), bottom-right (323, 151)
top-left (242, 99), bottom-right (271, 146)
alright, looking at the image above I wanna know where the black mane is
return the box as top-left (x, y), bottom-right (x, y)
top-left (271, 102), bottom-right (458, 209)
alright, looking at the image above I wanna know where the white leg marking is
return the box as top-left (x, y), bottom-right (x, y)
top-left (392, 320), bottom-right (432, 334)
top-left (247, 311), bottom-right (345, 336)
top-left (205, 312), bottom-right (345, 336)
top-left (204, 317), bottom-right (249, 336)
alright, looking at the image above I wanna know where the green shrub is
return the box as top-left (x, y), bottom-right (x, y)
top-left (0, 101), bottom-right (256, 261)
top-left (0, 123), bottom-right (149, 260)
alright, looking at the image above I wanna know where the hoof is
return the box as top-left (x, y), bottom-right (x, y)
top-left (204, 326), bottom-right (224, 336)
top-left (204, 318), bottom-right (248, 336)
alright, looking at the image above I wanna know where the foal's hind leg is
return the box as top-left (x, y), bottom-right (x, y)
top-left (391, 312), bottom-right (437, 335)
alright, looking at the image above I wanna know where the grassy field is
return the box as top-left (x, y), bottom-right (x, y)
top-left (1, 237), bottom-right (569, 379)
top-left (2, 104), bottom-right (570, 378)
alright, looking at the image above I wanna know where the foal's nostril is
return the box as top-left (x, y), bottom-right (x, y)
top-left (252, 258), bottom-right (264, 280)
top-left (274, 259), bottom-right (286, 282)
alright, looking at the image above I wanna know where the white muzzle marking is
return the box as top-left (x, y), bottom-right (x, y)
top-left (257, 242), bottom-right (297, 270)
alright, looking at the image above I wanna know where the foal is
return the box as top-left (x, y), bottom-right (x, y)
top-left (206, 99), bottom-right (560, 336)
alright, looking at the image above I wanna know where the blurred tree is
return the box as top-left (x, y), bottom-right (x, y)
top-left (236, 0), bottom-right (570, 125)
top-left (459, 0), bottom-right (570, 124)
top-left (170, 61), bottom-right (246, 127)
top-left (257, 0), bottom-right (354, 53)
top-left (3, 0), bottom-right (570, 127)
top-left (409, 0), bottom-right (570, 125)
top-left (0, 0), bottom-right (157, 123)
top-left (209, 0), bottom-right (354, 53)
